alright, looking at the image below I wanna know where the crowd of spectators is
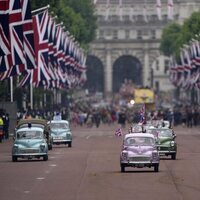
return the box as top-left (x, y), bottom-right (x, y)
top-left (15, 98), bottom-right (200, 131)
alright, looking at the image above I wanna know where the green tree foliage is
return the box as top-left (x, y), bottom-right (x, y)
top-left (181, 12), bottom-right (200, 44)
top-left (160, 11), bottom-right (200, 59)
top-left (160, 23), bottom-right (182, 57)
top-left (31, 0), bottom-right (97, 48)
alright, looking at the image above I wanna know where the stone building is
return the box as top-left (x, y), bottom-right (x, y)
top-left (85, 0), bottom-right (200, 97)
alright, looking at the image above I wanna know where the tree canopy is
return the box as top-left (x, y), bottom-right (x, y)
top-left (160, 11), bottom-right (200, 59)
top-left (31, 0), bottom-right (97, 49)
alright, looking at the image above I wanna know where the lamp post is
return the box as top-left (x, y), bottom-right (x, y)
top-left (151, 67), bottom-right (154, 89)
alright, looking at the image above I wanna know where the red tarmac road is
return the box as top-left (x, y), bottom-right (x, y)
top-left (0, 124), bottom-right (200, 200)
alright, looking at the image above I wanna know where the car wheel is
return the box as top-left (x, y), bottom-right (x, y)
top-left (121, 164), bottom-right (125, 173)
top-left (68, 142), bottom-right (72, 148)
top-left (171, 154), bottom-right (176, 160)
top-left (43, 155), bottom-right (48, 161)
top-left (12, 156), bottom-right (17, 162)
top-left (154, 164), bottom-right (159, 172)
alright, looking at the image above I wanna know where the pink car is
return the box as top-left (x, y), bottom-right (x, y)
top-left (120, 133), bottom-right (160, 172)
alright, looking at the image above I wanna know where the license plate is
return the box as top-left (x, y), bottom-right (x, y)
top-left (54, 136), bottom-right (62, 139)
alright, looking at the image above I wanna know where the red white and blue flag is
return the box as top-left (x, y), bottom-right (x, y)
top-left (115, 128), bottom-right (122, 136)
top-left (0, 0), bottom-right (11, 72)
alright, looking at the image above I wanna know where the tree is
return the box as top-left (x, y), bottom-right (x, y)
top-left (31, 0), bottom-right (97, 48)
top-left (160, 11), bottom-right (200, 59)
top-left (160, 23), bottom-right (182, 57)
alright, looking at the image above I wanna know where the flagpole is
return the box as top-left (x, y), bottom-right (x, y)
top-left (30, 83), bottom-right (33, 110)
top-left (31, 5), bottom-right (50, 14)
top-left (10, 77), bottom-right (13, 102)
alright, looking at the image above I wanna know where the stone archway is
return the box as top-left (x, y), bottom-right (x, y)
top-left (112, 55), bottom-right (142, 93)
top-left (84, 55), bottom-right (104, 93)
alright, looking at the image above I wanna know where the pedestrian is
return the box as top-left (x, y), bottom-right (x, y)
top-left (118, 109), bottom-right (126, 128)
top-left (4, 113), bottom-right (9, 139)
top-left (0, 114), bottom-right (4, 143)
top-left (186, 107), bottom-right (193, 128)
top-left (93, 110), bottom-right (101, 128)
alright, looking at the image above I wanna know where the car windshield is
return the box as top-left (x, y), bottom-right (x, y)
top-left (125, 137), bottom-right (155, 146)
top-left (17, 131), bottom-right (43, 139)
top-left (147, 129), bottom-right (173, 137)
top-left (50, 123), bottom-right (68, 129)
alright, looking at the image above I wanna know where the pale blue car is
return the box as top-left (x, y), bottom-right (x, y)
top-left (12, 127), bottom-right (48, 162)
top-left (48, 120), bottom-right (72, 147)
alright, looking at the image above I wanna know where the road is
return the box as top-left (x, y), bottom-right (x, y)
top-left (0, 124), bottom-right (200, 200)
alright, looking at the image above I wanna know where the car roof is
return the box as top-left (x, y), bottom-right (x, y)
top-left (16, 127), bottom-right (44, 132)
top-left (124, 133), bottom-right (155, 139)
top-left (48, 120), bottom-right (69, 124)
top-left (17, 119), bottom-right (47, 127)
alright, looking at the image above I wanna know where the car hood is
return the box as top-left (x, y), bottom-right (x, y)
top-left (125, 145), bottom-right (155, 155)
top-left (14, 139), bottom-right (46, 147)
top-left (157, 137), bottom-right (173, 145)
top-left (51, 128), bottom-right (70, 134)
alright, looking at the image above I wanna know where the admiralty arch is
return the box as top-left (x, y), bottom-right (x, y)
top-left (85, 0), bottom-right (200, 96)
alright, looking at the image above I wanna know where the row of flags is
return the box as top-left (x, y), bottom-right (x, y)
top-left (0, 0), bottom-right (87, 90)
top-left (94, 0), bottom-right (174, 22)
top-left (169, 39), bottom-right (200, 90)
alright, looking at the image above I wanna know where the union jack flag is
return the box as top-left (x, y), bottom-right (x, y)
top-left (115, 128), bottom-right (122, 137)
top-left (21, 0), bottom-right (36, 70)
top-left (0, 0), bottom-right (11, 72)
top-left (0, 0), bottom-right (35, 80)
top-left (9, 0), bottom-right (25, 66)
top-left (32, 10), bottom-right (51, 87)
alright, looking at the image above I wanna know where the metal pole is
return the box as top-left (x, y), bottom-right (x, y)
top-left (31, 5), bottom-right (50, 14)
top-left (30, 84), bottom-right (33, 109)
top-left (10, 77), bottom-right (13, 102)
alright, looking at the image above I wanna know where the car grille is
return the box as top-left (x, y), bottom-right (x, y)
top-left (20, 149), bottom-right (40, 154)
top-left (159, 146), bottom-right (170, 151)
top-left (129, 157), bottom-right (150, 162)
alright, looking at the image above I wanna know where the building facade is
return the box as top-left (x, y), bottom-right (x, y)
top-left (86, 0), bottom-right (200, 96)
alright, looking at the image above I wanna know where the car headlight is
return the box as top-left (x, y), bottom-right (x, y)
top-left (13, 145), bottom-right (19, 153)
top-left (40, 144), bottom-right (46, 151)
top-left (121, 151), bottom-right (128, 161)
top-left (66, 133), bottom-right (71, 139)
top-left (170, 141), bottom-right (175, 147)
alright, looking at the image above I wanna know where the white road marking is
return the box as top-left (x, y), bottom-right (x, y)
top-left (49, 164), bottom-right (57, 167)
top-left (36, 177), bottom-right (45, 180)
top-left (86, 135), bottom-right (91, 139)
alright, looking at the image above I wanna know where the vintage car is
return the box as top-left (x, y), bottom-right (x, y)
top-left (147, 127), bottom-right (177, 160)
top-left (12, 126), bottom-right (48, 162)
top-left (48, 120), bottom-right (72, 147)
top-left (120, 133), bottom-right (160, 172)
top-left (15, 119), bottom-right (53, 150)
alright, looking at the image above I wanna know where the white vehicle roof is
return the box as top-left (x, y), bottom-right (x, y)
top-left (124, 133), bottom-right (155, 139)
top-left (16, 127), bottom-right (44, 133)
top-left (48, 120), bottom-right (69, 124)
